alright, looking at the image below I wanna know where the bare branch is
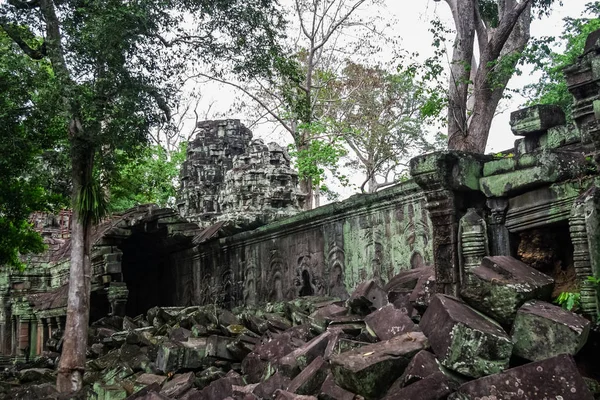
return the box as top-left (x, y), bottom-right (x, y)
top-left (1, 23), bottom-right (46, 60)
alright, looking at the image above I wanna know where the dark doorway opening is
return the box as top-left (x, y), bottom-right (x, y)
top-left (120, 232), bottom-right (176, 317)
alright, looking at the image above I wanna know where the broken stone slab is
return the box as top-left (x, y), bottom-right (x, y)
top-left (180, 338), bottom-right (207, 369)
top-left (383, 371), bottom-right (454, 400)
top-left (278, 331), bottom-right (331, 377)
top-left (93, 382), bottom-right (128, 400)
top-left (510, 104), bottom-right (566, 136)
top-left (392, 350), bottom-right (440, 389)
top-left (286, 356), bottom-right (329, 396)
top-left (318, 374), bottom-right (356, 400)
top-left (460, 256), bottom-right (554, 324)
top-left (387, 289), bottom-right (414, 316)
top-left (419, 294), bottom-right (512, 378)
top-left (196, 375), bottom-right (239, 400)
top-left (364, 304), bottom-right (418, 341)
top-left (308, 304), bottom-right (348, 333)
top-left (384, 267), bottom-right (434, 292)
top-left (330, 331), bottom-right (428, 399)
top-left (511, 300), bottom-right (591, 361)
top-left (160, 372), bottom-right (195, 398)
top-left (409, 270), bottom-right (436, 313)
top-left (450, 354), bottom-right (594, 400)
top-left (135, 373), bottom-right (168, 388)
top-left (156, 340), bottom-right (184, 374)
top-left (206, 335), bottom-right (238, 361)
top-left (274, 390), bottom-right (318, 400)
top-left (169, 327), bottom-right (192, 342)
top-left (253, 371), bottom-right (292, 399)
top-left (346, 279), bottom-right (388, 316)
top-left (194, 366), bottom-right (227, 390)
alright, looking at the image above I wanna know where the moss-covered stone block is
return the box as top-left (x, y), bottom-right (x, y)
top-left (483, 157), bottom-right (516, 177)
top-left (510, 105), bottom-right (566, 136)
top-left (539, 125), bottom-right (581, 149)
top-left (460, 256), bottom-right (554, 325)
top-left (330, 332), bottom-right (428, 399)
top-left (511, 300), bottom-right (590, 361)
top-left (420, 294), bottom-right (512, 378)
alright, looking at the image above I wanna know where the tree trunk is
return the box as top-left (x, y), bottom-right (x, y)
top-left (446, 0), bottom-right (476, 151)
top-left (57, 135), bottom-right (94, 393)
top-left (300, 176), bottom-right (313, 210)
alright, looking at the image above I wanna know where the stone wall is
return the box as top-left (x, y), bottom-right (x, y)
top-left (172, 180), bottom-right (433, 307)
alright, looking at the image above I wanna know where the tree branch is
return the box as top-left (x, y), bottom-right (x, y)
top-left (490, 0), bottom-right (533, 57)
top-left (194, 73), bottom-right (295, 136)
top-left (1, 23), bottom-right (46, 60)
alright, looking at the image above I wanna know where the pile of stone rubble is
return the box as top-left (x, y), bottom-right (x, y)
top-left (1, 255), bottom-right (598, 399)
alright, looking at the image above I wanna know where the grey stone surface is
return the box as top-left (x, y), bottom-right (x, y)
top-left (511, 300), bottom-right (590, 361)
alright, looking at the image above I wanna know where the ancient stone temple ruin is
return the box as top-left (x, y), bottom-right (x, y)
top-left (2, 28), bottom-right (600, 400)
top-left (177, 120), bottom-right (304, 229)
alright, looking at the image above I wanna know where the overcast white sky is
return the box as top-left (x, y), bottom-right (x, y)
top-left (189, 0), bottom-right (594, 199)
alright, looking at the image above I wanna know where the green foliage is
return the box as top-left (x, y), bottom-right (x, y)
top-left (109, 144), bottom-right (186, 212)
top-left (0, 31), bottom-right (66, 269)
top-left (521, 2), bottom-right (600, 119)
top-left (554, 291), bottom-right (581, 311)
top-left (288, 125), bottom-right (348, 194)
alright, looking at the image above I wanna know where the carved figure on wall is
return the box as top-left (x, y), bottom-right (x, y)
top-left (268, 250), bottom-right (286, 301)
top-left (410, 252), bottom-right (425, 269)
top-left (328, 244), bottom-right (349, 299)
top-left (242, 263), bottom-right (257, 305)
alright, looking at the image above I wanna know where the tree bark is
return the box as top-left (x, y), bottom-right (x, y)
top-left (445, 0), bottom-right (533, 153)
top-left (57, 135), bottom-right (94, 393)
top-left (446, 0), bottom-right (476, 150)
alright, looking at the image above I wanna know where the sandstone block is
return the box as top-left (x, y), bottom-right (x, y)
top-left (451, 354), bottom-right (593, 400)
top-left (383, 371), bottom-right (454, 400)
top-left (511, 300), bottom-right (590, 361)
top-left (346, 279), bottom-right (388, 315)
top-left (330, 331), bottom-right (428, 399)
top-left (420, 294), bottom-right (512, 378)
top-left (460, 256), bottom-right (554, 324)
top-left (364, 304), bottom-right (418, 341)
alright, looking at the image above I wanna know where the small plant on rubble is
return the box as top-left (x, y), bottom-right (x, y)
top-left (554, 291), bottom-right (581, 311)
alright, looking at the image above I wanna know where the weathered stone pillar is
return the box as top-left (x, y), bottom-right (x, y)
top-left (18, 317), bottom-right (30, 357)
top-left (29, 319), bottom-right (37, 359)
top-left (569, 187), bottom-right (600, 321)
top-left (107, 283), bottom-right (129, 317)
top-left (458, 209), bottom-right (489, 285)
top-left (486, 198), bottom-right (511, 256)
top-left (410, 151), bottom-right (486, 295)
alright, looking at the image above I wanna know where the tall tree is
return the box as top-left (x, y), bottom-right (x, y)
top-left (436, 0), bottom-right (558, 152)
top-left (329, 62), bottom-right (442, 193)
top-left (1, 0), bottom-right (283, 392)
top-left (199, 0), bottom-right (393, 208)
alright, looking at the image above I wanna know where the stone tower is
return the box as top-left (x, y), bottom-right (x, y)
top-left (177, 120), bottom-right (303, 228)
top-left (177, 120), bottom-right (252, 226)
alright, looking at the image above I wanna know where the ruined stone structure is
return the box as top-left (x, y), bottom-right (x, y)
top-left (177, 120), bottom-right (304, 229)
top-left (3, 30), bottom-right (600, 373)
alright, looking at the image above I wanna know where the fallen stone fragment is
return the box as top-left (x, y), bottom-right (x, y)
top-left (156, 340), bottom-right (184, 373)
top-left (511, 300), bottom-right (590, 361)
top-left (180, 337), bottom-right (207, 369)
top-left (383, 371), bottom-right (454, 400)
top-left (346, 279), bottom-right (388, 315)
top-left (126, 383), bottom-right (168, 399)
top-left (419, 294), bottom-right (512, 378)
top-left (206, 335), bottom-right (238, 361)
top-left (318, 374), bottom-right (356, 400)
top-left (393, 350), bottom-right (440, 389)
top-left (274, 390), bottom-right (318, 400)
top-left (308, 304), bottom-right (348, 333)
top-left (387, 289), bottom-right (414, 315)
top-left (451, 354), bottom-right (593, 400)
top-left (287, 356), bottom-right (328, 395)
top-left (160, 372), bottom-right (195, 398)
top-left (385, 267), bottom-right (433, 292)
top-left (135, 373), bottom-right (168, 388)
top-left (330, 331), bottom-right (428, 399)
top-left (364, 304), bottom-right (418, 341)
top-left (197, 376), bottom-right (235, 400)
top-left (93, 382), bottom-right (128, 400)
top-left (460, 256), bottom-right (554, 324)
top-left (253, 371), bottom-right (292, 399)
top-left (169, 327), bottom-right (192, 342)
top-left (278, 331), bottom-right (331, 377)
top-left (409, 270), bottom-right (436, 312)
